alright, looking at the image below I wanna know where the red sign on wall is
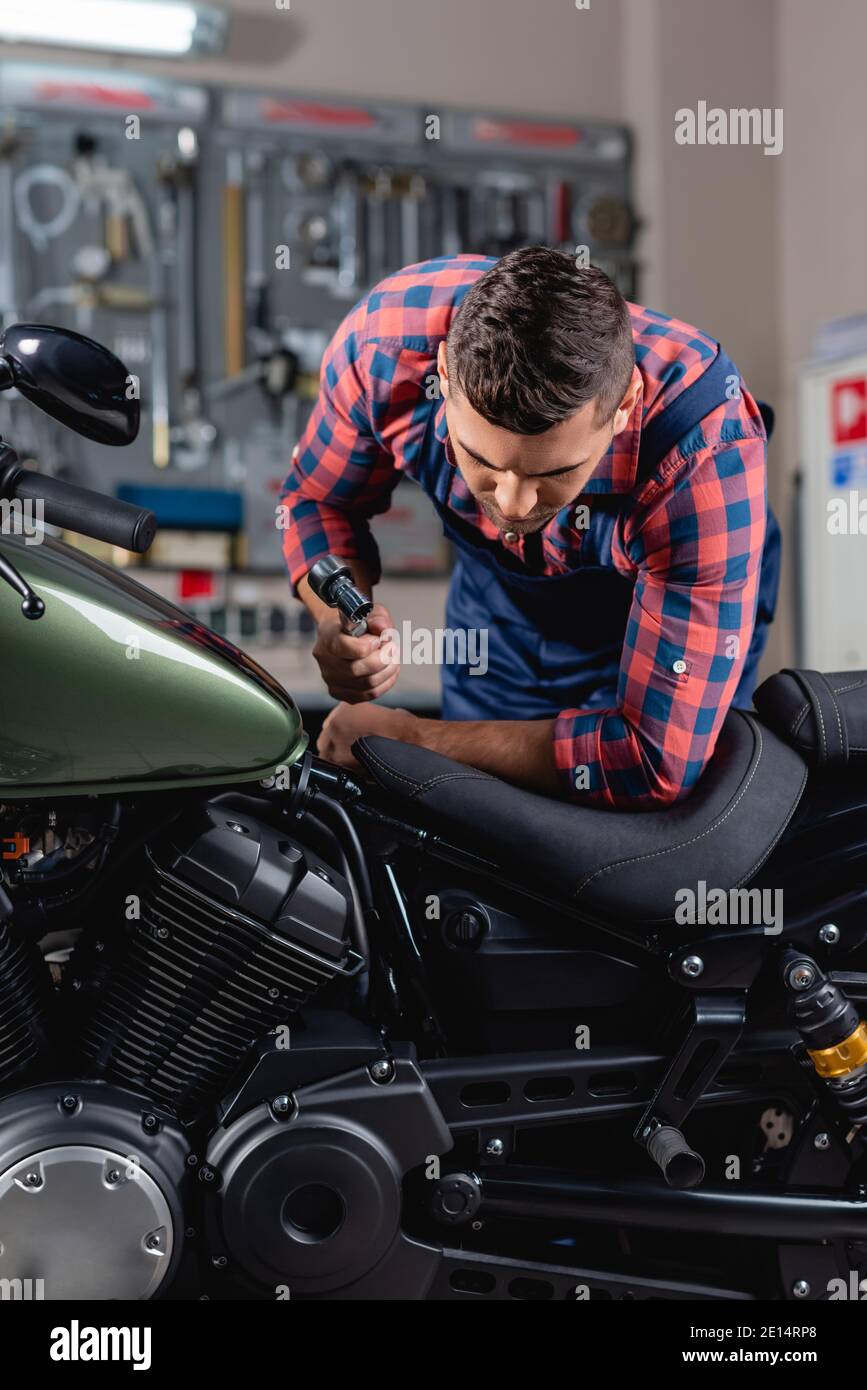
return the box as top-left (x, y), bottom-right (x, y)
top-left (832, 377), bottom-right (867, 444)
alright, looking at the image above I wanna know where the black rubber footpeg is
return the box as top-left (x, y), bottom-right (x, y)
top-left (647, 1125), bottom-right (705, 1189)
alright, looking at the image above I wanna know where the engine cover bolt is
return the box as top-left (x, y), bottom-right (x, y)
top-left (186, 1153), bottom-right (198, 1168)
top-left (485, 1138), bottom-right (505, 1157)
top-left (142, 1114), bottom-right (160, 1133)
top-left (271, 1094), bottom-right (293, 1117)
top-left (268, 987), bottom-right (280, 999)
top-left (430, 1173), bottom-right (482, 1225)
top-left (445, 909), bottom-right (485, 949)
top-left (106, 1169), bottom-right (121, 1185)
top-left (792, 1279), bottom-right (810, 1298)
top-left (788, 963), bottom-right (815, 991)
top-left (814, 1132), bottom-right (831, 1151)
top-left (198, 1165), bottom-right (216, 1184)
top-left (145, 1233), bottom-right (161, 1250)
top-left (60, 1094), bottom-right (80, 1114)
top-left (369, 1058), bottom-right (395, 1084)
top-left (819, 924), bottom-right (840, 945)
top-left (155, 926), bottom-right (169, 941)
top-left (211, 1255), bottom-right (227, 1269)
top-left (25, 1172), bottom-right (41, 1187)
top-left (681, 955), bottom-right (704, 979)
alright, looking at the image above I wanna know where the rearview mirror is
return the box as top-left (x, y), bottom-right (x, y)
top-left (0, 324), bottom-right (140, 447)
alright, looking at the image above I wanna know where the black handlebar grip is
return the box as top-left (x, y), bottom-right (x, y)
top-left (6, 468), bottom-right (156, 553)
top-left (308, 554), bottom-right (373, 634)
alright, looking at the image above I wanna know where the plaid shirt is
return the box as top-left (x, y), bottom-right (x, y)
top-left (280, 254), bottom-right (768, 808)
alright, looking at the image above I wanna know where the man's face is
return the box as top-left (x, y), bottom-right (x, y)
top-left (437, 342), bottom-right (640, 536)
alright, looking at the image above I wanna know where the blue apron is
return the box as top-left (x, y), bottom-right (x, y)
top-left (418, 348), bottom-right (780, 721)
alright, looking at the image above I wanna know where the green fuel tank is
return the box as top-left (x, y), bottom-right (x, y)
top-left (0, 534), bottom-right (308, 798)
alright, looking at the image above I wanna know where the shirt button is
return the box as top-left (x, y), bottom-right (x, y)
top-left (503, 530), bottom-right (518, 543)
top-left (673, 659), bottom-right (688, 674)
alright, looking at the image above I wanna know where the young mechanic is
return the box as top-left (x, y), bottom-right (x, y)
top-left (279, 246), bottom-right (779, 809)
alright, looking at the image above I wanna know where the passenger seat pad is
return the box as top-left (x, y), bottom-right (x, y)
top-left (754, 668), bottom-right (867, 772)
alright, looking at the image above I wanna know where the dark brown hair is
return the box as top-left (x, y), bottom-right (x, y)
top-left (446, 246), bottom-right (635, 435)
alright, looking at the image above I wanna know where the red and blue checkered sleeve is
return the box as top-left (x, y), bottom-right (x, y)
top-left (552, 430), bottom-right (768, 808)
top-left (278, 307), bottom-right (397, 592)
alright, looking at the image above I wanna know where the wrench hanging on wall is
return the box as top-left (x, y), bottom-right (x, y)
top-left (334, 164), bottom-right (362, 297)
top-left (149, 157), bottom-right (175, 470)
top-left (0, 120), bottom-right (28, 329)
top-left (398, 171), bottom-right (426, 268)
top-left (241, 145), bottom-right (298, 422)
top-left (147, 128), bottom-right (216, 472)
top-left (364, 166), bottom-right (392, 287)
top-left (244, 146), bottom-right (272, 358)
top-left (222, 149), bottom-right (246, 378)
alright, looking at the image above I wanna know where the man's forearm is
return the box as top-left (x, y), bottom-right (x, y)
top-left (405, 716), bottom-right (562, 797)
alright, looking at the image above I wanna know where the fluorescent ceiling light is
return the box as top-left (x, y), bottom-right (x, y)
top-left (0, 0), bottom-right (228, 57)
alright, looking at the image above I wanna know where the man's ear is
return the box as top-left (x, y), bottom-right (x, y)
top-left (611, 368), bottom-right (641, 435)
top-left (436, 341), bottom-right (450, 399)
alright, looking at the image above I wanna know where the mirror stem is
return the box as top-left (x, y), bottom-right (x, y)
top-left (0, 445), bottom-right (45, 618)
top-left (0, 550), bottom-right (45, 620)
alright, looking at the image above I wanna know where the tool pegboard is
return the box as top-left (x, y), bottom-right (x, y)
top-left (0, 62), bottom-right (637, 573)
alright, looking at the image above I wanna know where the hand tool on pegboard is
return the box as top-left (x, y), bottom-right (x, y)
top-left (0, 118), bottom-right (27, 330)
top-left (222, 148), bottom-right (246, 378)
top-left (334, 164), bottom-right (362, 297)
top-left (155, 127), bottom-right (216, 471)
top-left (72, 132), bottom-right (155, 268)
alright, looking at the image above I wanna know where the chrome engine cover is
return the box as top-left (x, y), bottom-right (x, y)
top-left (0, 1082), bottom-right (187, 1301)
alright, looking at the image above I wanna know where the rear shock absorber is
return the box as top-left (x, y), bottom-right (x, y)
top-left (782, 950), bottom-right (867, 1125)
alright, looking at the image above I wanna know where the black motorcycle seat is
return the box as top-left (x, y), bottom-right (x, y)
top-left (754, 668), bottom-right (867, 774)
top-left (353, 709), bottom-right (808, 926)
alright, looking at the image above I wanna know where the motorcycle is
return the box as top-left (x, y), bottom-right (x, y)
top-left (2, 325), bottom-right (867, 1303)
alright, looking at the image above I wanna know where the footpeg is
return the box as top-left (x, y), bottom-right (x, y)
top-left (632, 994), bottom-right (743, 1189)
top-left (645, 1123), bottom-right (705, 1189)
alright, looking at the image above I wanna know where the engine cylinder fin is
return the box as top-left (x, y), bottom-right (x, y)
top-left (0, 919), bottom-right (54, 1085)
top-left (79, 862), bottom-right (347, 1117)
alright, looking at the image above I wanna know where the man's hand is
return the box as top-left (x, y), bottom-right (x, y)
top-left (317, 701), bottom-right (417, 769)
top-left (311, 602), bottom-right (400, 703)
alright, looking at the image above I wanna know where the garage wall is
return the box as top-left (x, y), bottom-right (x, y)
top-left (12, 0), bottom-right (861, 677)
top-left (776, 0), bottom-right (867, 663)
top-left (0, 0), bottom-right (627, 118)
top-left (778, 0), bottom-right (867, 372)
top-left (1, 0), bottom-right (781, 398)
top-left (622, 0), bottom-right (784, 668)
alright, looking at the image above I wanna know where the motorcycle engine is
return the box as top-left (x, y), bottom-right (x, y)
top-left (78, 795), bottom-right (356, 1117)
top-left (0, 794), bottom-right (358, 1300)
